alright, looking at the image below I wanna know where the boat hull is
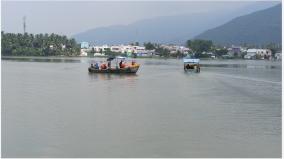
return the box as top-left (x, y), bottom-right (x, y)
top-left (184, 63), bottom-right (200, 73)
top-left (88, 65), bottom-right (139, 74)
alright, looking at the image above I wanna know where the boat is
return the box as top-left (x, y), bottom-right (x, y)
top-left (88, 56), bottom-right (140, 74)
top-left (183, 56), bottom-right (200, 73)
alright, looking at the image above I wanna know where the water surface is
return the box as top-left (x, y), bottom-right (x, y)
top-left (2, 57), bottom-right (281, 157)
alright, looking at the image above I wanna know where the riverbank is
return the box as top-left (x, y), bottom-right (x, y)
top-left (2, 55), bottom-right (280, 61)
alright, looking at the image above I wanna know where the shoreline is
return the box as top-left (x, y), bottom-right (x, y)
top-left (1, 55), bottom-right (274, 61)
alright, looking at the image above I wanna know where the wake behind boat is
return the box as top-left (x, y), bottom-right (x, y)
top-left (88, 56), bottom-right (140, 74)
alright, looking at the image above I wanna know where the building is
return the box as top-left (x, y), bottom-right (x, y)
top-left (244, 49), bottom-right (257, 59)
top-left (228, 46), bottom-right (242, 57)
top-left (160, 45), bottom-right (190, 55)
top-left (93, 45), bottom-right (110, 53)
top-left (80, 49), bottom-right (88, 56)
top-left (245, 49), bottom-right (272, 59)
top-left (110, 45), bottom-right (122, 53)
top-left (121, 45), bottom-right (134, 54)
top-left (80, 42), bottom-right (89, 49)
top-left (275, 52), bottom-right (281, 60)
top-left (133, 46), bottom-right (146, 53)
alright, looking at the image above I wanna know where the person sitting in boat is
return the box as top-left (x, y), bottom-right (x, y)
top-left (91, 63), bottom-right (94, 68)
top-left (94, 62), bottom-right (99, 69)
top-left (100, 63), bottom-right (107, 70)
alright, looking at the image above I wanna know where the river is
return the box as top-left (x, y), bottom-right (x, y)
top-left (2, 57), bottom-right (282, 157)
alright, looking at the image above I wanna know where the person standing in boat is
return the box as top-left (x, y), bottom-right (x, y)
top-left (131, 60), bottom-right (136, 65)
top-left (119, 60), bottom-right (126, 68)
top-left (119, 60), bottom-right (123, 68)
top-left (107, 61), bottom-right (111, 69)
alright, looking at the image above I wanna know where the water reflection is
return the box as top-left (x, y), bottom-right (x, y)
top-left (201, 64), bottom-right (280, 69)
top-left (88, 72), bottom-right (138, 81)
top-left (2, 57), bottom-right (82, 63)
top-left (2, 57), bottom-right (280, 70)
top-left (144, 60), bottom-right (175, 66)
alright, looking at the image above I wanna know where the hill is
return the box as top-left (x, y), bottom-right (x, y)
top-left (72, 2), bottom-right (280, 45)
top-left (195, 4), bottom-right (281, 46)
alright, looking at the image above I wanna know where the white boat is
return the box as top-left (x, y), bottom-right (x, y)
top-left (183, 56), bottom-right (200, 73)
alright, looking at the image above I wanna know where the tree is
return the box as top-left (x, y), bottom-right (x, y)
top-left (186, 40), bottom-right (192, 49)
top-left (1, 32), bottom-right (80, 56)
top-left (186, 39), bottom-right (213, 54)
top-left (144, 42), bottom-right (156, 50)
top-left (104, 48), bottom-right (116, 56)
top-left (266, 43), bottom-right (281, 57)
top-left (214, 48), bottom-right (228, 57)
top-left (156, 47), bottom-right (170, 57)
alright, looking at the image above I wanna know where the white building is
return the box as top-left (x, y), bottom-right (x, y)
top-left (133, 46), bottom-right (146, 53)
top-left (245, 49), bottom-right (272, 59)
top-left (110, 45), bottom-right (122, 53)
top-left (121, 45), bottom-right (134, 53)
top-left (244, 49), bottom-right (257, 59)
top-left (80, 42), bottom-right (89, 49)
top-left (92, 45), bottom-right (110, 53)
top-left (80, 49), bottom-right (88, 56)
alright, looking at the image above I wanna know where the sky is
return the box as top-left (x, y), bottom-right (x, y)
top-left (1, 1), bottom-right (281, 36)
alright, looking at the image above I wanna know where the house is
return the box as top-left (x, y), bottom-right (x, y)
top-left (93, 45), bottom-right (110, 53)
top-left (159, 45), bottom-right (190, 55)
top-left (110, 45), bottom-right (122, 53)
top-left (275, 52), bottom-right (281, 60)
top-left (121, 45), bottom-right (134, 54)
top-left (244, 49), bottom-right (257, 59)
top-left (178, 46), bottom-right (190, 55)
top-left (80, 42), bottom-right (89, 49)
top-left (244, 49), bottom-right (272, 59)
top-left (228, 46), bottom-right (241, 57)
top-left (133, 46), bottom-right (146, 53)
top-left (61, 44), bottom-right (66, 50)
top-left (80, 49), bottom-right (88, 56)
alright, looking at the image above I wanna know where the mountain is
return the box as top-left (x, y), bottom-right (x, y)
top-left (195, 4), bottom-right (281, 46)
top-left (73, 13), bottom-right (227, 45)
top-left (73, 2), bottom-right (280, 45)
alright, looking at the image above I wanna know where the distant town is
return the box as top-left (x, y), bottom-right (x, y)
top-left (79, 41), bottom-right (282, 60)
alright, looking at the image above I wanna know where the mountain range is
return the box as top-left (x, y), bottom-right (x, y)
top-left (73, 2), bottom-right (281, 46)
top-left (195, 4), bottom-right (281, 46)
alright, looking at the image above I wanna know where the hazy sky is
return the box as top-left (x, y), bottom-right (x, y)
top-left (1, 1), bottom-right (280, 36)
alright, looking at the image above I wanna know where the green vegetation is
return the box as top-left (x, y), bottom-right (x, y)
top-left (103, 48), bottom-right (117, 57)
top-left (186, 39), bottom-right (213, 53)
top-left (265, 43), bottom-right (282, 56)
top-left (155, 47), bottom-right (170, 58)
top-left (186, 39), bottom-right (214, 58)
top-left (1, 32), bottom-right (80, 56)
top-left (143, 42), bottom-right (156, 50)
top-left (214, 48), bottom-right (228, 57)
top-left (129, 42), bottom-right (140, 46)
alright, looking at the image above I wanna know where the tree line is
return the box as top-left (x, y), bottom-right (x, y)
top-left (143, 39), bottom-right (281, 58)
top-left (1, 32), bottom-right (80, 56)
